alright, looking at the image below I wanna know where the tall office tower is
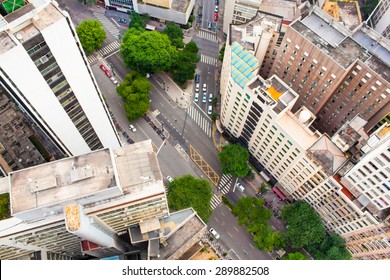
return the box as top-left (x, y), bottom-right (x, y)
top-left (220, 26), bottom-right (390, 258)
top-left (367, 0), bottom-right (390, 40)
top-left (269, 5), bottom-right (390, 136)
top-left (0, 0), bottom-right (120, 157)
top-left (0, 140), bottom-right (172, 260)
top-left (223, 0), bottom-right (301, 34)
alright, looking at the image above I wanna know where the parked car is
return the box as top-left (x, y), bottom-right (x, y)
top-left (215, 6), bottom-right (218, 12)
top-left (166, 175), bottom-right (173, 183)
top-left (236, 182), bottom-right (245, 192)
top-left (100, 64), bottom-right (112, 78)
top-left (122, 131), bottom-right (129, 139)
top-left (118, 18), bottom-right (127, 24)
top-left (110, 76), bottom-right (118, 85)
top-left (208, 105), bottom-right (212, 115)
top-left (194, 93), bottom-right (199, 102)
top-left (195, 83), bottom-right (200, 92)
top-left (202, 93), bottom-right (207, 103)
top-left (214, 13), bottom-right (218, 21)
top-left (209, 228), bottom-right (220, 239)
top-left (129, 124), bottom-right (136, 132)
top-left (215, 0), bottom-right (219, 5)
top-left (195, 73), bottom-right (200, 83)
top-left (208, 22), bottom-right (212, 29)
top-left (209, 93), bottom-right (213, 102)
top-left (202, 83), bottom-right (207, 92)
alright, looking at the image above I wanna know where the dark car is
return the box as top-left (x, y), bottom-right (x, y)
top-left (118, 18), bottom-right (127, 24)
top-left (214, 13), bottom-right (218, 21)
top-left (195, 73), bottom-right (200, 83)
top-left (122, 131), bottom-right (129, 139)
top-left (215, 0), bottom-right (219, 5)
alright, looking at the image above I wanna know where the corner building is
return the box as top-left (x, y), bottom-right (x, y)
top-left (0, 0), bottom-right (120, 157)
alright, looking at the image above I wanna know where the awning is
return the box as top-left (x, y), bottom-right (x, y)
top-left (272, 186), bottom-right (286, 201)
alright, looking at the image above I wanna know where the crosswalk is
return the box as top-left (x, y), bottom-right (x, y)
top-left (200, 54), bottom-right (218, 66)
top-left (197, 30), bottom-right (218, 43)
top-left (217, 174), bottom-right (233, 195)
top-left (210, 194), bottom-right (221, 209)
top-left (186, 106), bottom-right (211, 137)
top-left (93, 11), bottom-right (120, 39)
top-left (87, 41), bottom-right (121, 64)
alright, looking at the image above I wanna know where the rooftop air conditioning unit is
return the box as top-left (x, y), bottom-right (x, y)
top-left (40, 56), bottom-right (49, 64)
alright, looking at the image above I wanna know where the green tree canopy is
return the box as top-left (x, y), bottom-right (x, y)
top-left (117, 71), bottom-right (151, 121)
top-left (219, 43), bottom-right (226, 61)
top-left (281, 200), bottom-right (325, 248)
top-left (121, 28), bottom-right (177, 74)
top-left (306, 232), bottom-right (352, 260)
top-left (184, 41), bottom-right (199, 54)
top-left (218, 144), bottom-right (250, 177)
top-left (163, 22), bottom-right (184, 49)
top-left (129, 12), bottom-right (150, 30)
top-left (76, 20), bottom-right (106, 54)
top-left (171, 50), bottom-right (200, 86)
top-left (282, 252), bottom-right (308, 260)
top-left (361, 0), bottom-right (379, 17)
top-left (167, 174), bottom-right (213, 222)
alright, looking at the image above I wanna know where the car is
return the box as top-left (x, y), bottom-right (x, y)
top-left (215, 0), bottom-right (219, 5)
top-left (127, 138), bottom-right (135, 144)
top-left (118, 18), bottom-right (127, 24)
top-left (195, 83), bottom-right (200, 92)
top-left (202, 83), bottom-right (207, 92)
top-left (214, 13), bottom-right (218, 21)
top-left (100, 64), bottom-right (112, 78)
top-left (208, 22), bottom-right (212, 29)
top-left (209, 228), bottom-right (220, 239)
top-left (166, 176), bottom-right (173, 183)
top-left (215, 6), bottom-right (218, 12)
top-left (110, 76), bottom-right (118, 85)
top-left (202, 93), bottom-right (207, 103)
top-left (236, 182), bottom-right (245, 192)
top-left (207, 105), bottom-right (212, 115)
top-left (194, 93), bottom-right (199, 102)
top-left (122, 131), bottom-right (129, 139)
top-left (129, 124), bottom-right (136, 132)
top-left (195, 73), bottom-right (200, 83)
top-left (209, 93), bottom-right (213, 102)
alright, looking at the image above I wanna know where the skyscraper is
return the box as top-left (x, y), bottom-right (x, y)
top-left (0, 0), bottom-right (120, 157)
top-left (269, 5), bottom-right (390, 135)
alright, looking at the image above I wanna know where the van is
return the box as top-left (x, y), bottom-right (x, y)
top-left (194, 93), bottom-right (199, 102)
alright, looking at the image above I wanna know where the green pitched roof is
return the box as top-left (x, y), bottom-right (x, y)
top-left (231, 42), bottom-right (259, 89)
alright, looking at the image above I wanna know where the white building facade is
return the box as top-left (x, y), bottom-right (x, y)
top-left (0, 0), bottom-right (120, 157)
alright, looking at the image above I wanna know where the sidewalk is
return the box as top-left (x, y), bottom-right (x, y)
top-left (152, 72), bottom-right (192, 109)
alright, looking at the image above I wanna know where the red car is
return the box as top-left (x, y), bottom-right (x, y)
top-left (214, 12), bottom-right (218, 21)
top-left (100, 64), bottom-right (112, 78)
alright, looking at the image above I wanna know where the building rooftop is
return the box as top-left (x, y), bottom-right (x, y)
top-left (140, 0), bottom-right (190, 13)
top-left (259, 0), bottom-right (300, 23)
top-left (308, 135), bottom-right (347, 175)
top-left (231, 42), bottom-right (259, 89)
top-left (229, 11), bottom-right (282, 49)
top-left (278, 111), bottom-right (320, 151)
top-left (292, 10), bottom-right (370, 69)
top-left (9, 139), bottom-right (163, 220)
top-left (337, 1), bottom-right (361, 31)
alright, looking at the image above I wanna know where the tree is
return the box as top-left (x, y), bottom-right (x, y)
top-left (129, 12), bottom-right (150, 30)
top-left (171, 50), bottom-right (200, 86)
top-left (184, 42), bottom-right (199, 54)
top-left (282, 252), bottom-right (307, 260)
top-left (361, 0), bottom-right (379, 17)
top-left (163, 22), bottom-right (184, 49)
top-left (117, 71), bottom-right (152, 121)
top-left (219, 43), bottom-right (226, 61)
top-left (211, 112), bottom-right (218, 121)
top-left (218, 144), bottom-right (250, 177)
top-left (76, 20), bottom-right (106, 54)
top-left (78, 0), bottom-right (97, 5)
top-left (306, 232), bottom-right (352, 260)
top-left (167, 174), bottom-right (213, 222)
top-left (121, 28), bottom-right (177, 74)
top-left (281, 200), bottom-right (325, 248)
top-left (211, 97), bottom-right (218, 107)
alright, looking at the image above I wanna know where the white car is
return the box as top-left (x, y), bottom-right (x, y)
top-left (208, 105), bottom-right (212, 115)
top-left (129, 124), bottom-right (136, 132)
top-left (110, 76), bottom-right (118, 85)
top-left (236, 182), bottom-right (245, 192)
top-left (202, 93), bottom-right (207, 103)
top-left (202, 83), bottom-right (207, 92)
top-left (166, 176), bottom-right (173, 183)
top-left (194, 93), bottom-right (199, 102)
top-left (209, 93), bottom-right (213, 102)
top-left (195, 83), bottom-right (200, 92)
top-left (209, 228), bottom-right (220, 239)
